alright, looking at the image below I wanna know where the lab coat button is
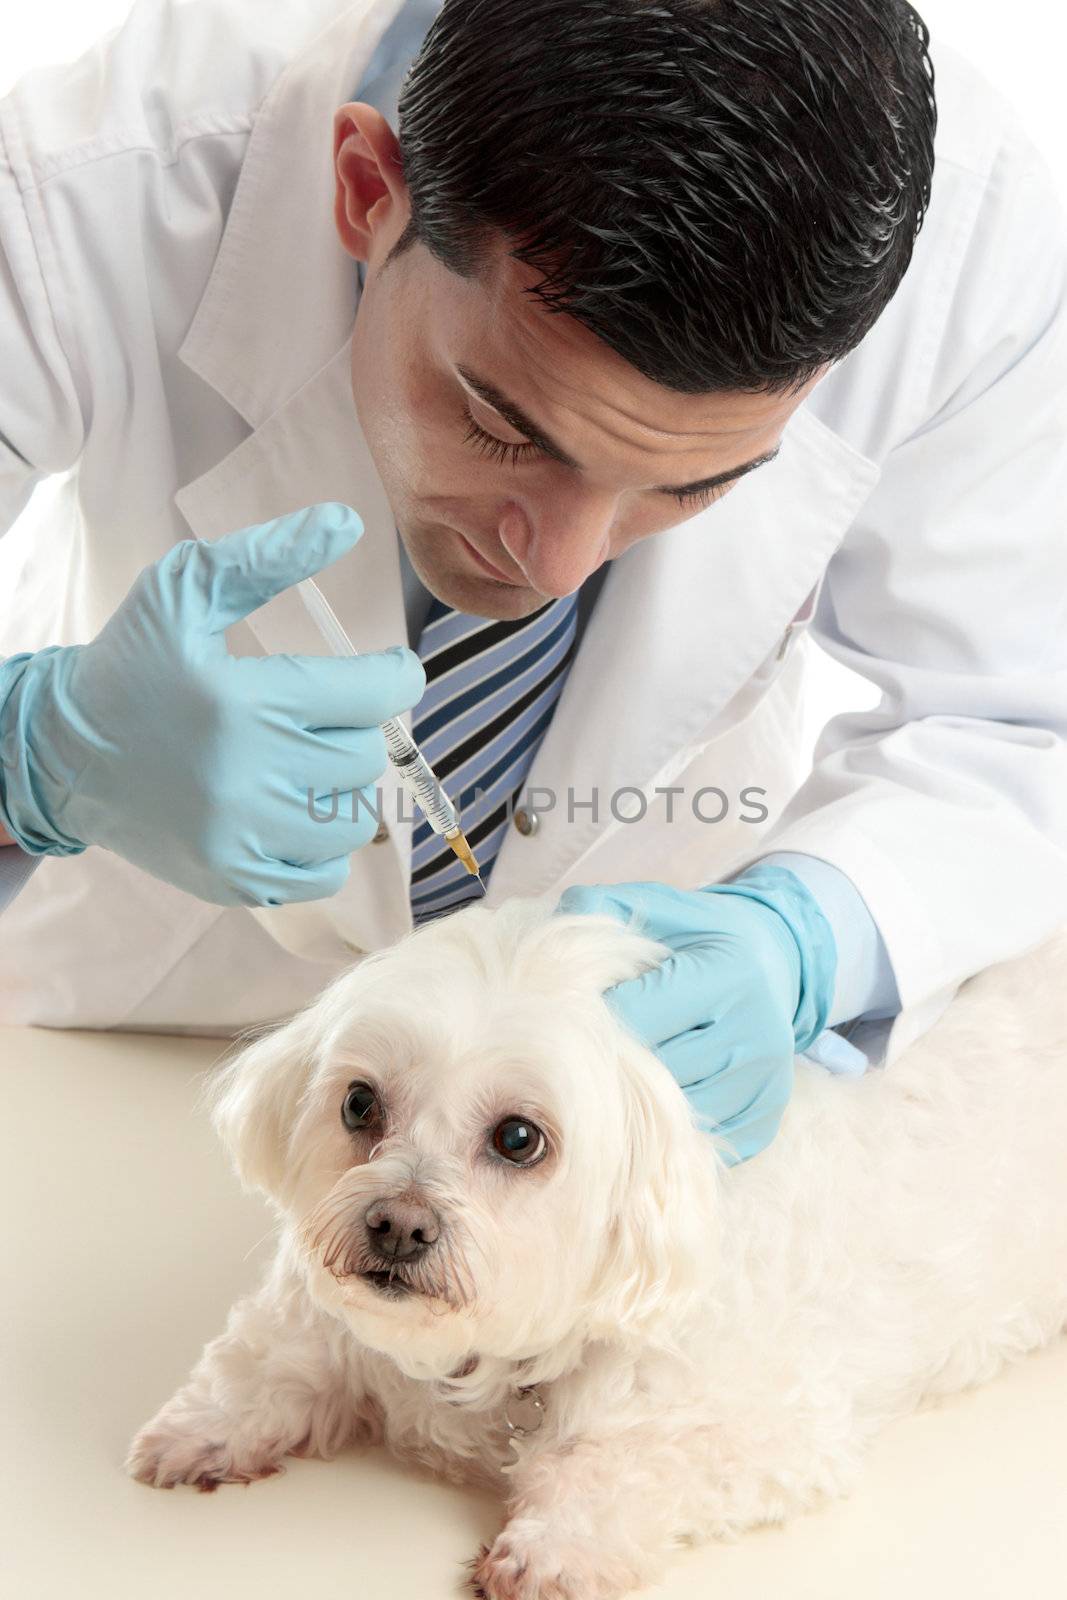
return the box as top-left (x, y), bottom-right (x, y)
top-left (513, 807), bottom-right (539, 837)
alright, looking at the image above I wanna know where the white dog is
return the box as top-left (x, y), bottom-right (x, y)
top-left (126, 898), bottom-right (1067, 1599)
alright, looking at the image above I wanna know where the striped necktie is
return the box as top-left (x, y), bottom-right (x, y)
top-left (409, 591), bottom-right (580, 923)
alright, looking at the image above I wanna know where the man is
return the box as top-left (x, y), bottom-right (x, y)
top-left (1, 0), bottom-right (1065, 1164)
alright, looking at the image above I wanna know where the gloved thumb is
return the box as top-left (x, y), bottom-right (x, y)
top-left (171, 503), bottom-right (365, 634)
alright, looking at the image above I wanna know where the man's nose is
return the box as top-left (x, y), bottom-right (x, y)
top-left (364, 1196), bottom-right (441, 1262)
top-left (499, 498), bottom-right (613, 598)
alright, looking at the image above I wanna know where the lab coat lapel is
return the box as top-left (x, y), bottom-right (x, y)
top-left (486, 401), bottom-right (882, 899)
top-left (173, 338), bottom-right (405, 661)
top-left (172, 338), bottom-right (414, 951)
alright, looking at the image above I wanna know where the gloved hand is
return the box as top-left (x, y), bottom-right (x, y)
top-left (0, 503), bottom-right (425, 907)
top-left (556, 865), bottom-right (837, 1165)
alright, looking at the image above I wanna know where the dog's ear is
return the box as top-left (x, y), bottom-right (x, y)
top-left (586, 1037), bottom-right (727, 1342)
top-left (511, 906), bottom-right (673, 1000)
top-left (198, 1000), bottom-right (323, 1203)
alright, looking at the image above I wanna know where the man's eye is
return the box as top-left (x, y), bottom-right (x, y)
top-left (670, 482), bottom-right (728, 511)
top-left (491, 1116), bottom-right (547, 1166)
top-left (461, 401), bottom-right (727, 511)
top-left (462, 406), bottom-right (542, 468)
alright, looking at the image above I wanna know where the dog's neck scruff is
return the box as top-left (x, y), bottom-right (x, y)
top-left (207, 896), bottom-right (728, 1428)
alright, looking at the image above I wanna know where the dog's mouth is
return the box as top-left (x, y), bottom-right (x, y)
top-left (359, 1266), bottom-right (421, 1298)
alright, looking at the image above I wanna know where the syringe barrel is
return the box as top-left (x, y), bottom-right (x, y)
top-left (384, 719), bottom-right (459, 836)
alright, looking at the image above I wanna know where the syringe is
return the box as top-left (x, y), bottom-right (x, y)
top-left (296, 577), bottom-right (483, 888)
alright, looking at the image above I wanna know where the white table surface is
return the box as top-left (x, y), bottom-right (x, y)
top-left (4, 1020), bottom-right (1066, 1599)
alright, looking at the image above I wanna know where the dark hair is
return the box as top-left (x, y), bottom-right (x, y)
top-left (390, 0), bottom-right (937, 396)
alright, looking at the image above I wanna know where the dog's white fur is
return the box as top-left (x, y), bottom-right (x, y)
top-left (126, 898), bottom-right (1067, 1599)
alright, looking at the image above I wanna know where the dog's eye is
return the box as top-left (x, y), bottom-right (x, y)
top-left (491, 1117), bottom-right (546, 1166)
top-left (341, 1081), bottom-right (381, 1132)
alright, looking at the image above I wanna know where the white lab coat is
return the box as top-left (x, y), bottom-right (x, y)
top-left (1, 0), bottom-right (1065, 1057)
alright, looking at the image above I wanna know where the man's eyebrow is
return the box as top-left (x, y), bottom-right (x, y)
top-left (455, 363), bottom-right (781, 497)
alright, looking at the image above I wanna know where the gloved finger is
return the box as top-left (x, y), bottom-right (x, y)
top-left (655, 1005), bottom-right (796, 1088)
top-left (654, 1022), bottom-right (749, 1091)
top-left (295, 723), bottom-right (390, 797)
top-left (654, 1029), bottom-right (793, 1165)
top-left (689, 1066), bottom-right (795, 1167)
top-left (557, 880), bottom-right (719, 943)
top-left (233, 849), bottom-right (355, 908)
top-left (271, 787), bottom-right (387, 864)
top-left (303, 789), bottom-right (386, 838)
top-left (602, 944), bottom-right (727, 1046)
top-left (248, 646), bottom-right (426, 728)
top-left (174, 503), bottom-right (365, 634)
top-left (556, 883), bottom-right (641, 924)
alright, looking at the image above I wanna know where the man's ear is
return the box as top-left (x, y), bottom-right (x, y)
top-left (332, 101), bottom-right (407, 261)
top-left (199, 1002), bottom-right (324, 1203)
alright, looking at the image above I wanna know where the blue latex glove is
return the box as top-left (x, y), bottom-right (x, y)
top-left (556, 866), bottom-right (837, 1165)
top-left (0, 504), bottom-right (425, 908)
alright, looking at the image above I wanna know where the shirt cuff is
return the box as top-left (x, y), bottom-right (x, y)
top-left (756, 850), bottom-right (902, 1029)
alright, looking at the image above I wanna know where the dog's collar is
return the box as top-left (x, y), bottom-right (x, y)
top-left (503, 1384), bottom-right (546, 1441)
top-left (441, 1355), bottom-right (546, 1441)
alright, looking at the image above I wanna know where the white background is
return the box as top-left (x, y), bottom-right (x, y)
top-left (6, 0), bottom-right (1063, 182)
top-left (3, 2), bottom-right (1065, 745)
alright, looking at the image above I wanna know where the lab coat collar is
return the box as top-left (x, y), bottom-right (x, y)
top-left (176, 0), bottom-right (406, 430)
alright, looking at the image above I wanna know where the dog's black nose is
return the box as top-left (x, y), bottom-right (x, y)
top-left (364, 1197), bottom-right (440, 1263)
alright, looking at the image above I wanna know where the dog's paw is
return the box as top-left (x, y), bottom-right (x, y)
top-left (465, 1525), bottom-right (639, 1600)
top-left (124, 1403), bottom-right (286, 1493)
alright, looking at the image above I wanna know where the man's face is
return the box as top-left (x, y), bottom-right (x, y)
top-left (335, 106), bottom-right (827, 621)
